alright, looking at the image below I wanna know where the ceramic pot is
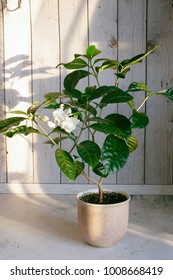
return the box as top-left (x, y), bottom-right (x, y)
top-left (77, 189), bottom-right (131, 248)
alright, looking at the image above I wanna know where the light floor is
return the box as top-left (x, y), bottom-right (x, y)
top-left (0, 194), bottom-right (173, 260)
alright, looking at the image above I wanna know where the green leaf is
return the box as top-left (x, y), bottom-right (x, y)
top-left (127, 82), bottom-right (151, 92)
top-left (102, 135), bottom-right (129, 174)
top-left (88, 117), bottom-right (107, 123)
top-left (127, 99), bottom-right (135, 109)
top-left (44, 92), bottom-right (67, 100)
top-left (9, 110), bottom-right (29, 116)
top-left (89, 86), bottom-right (117, 101)
top-left (51, 126), bottom-right (77, 141)
top-left (0, 117), bottom-right (27, 132)
top-left (115, 72), bottom-right (127, 79)
top-left (82, 86), bottom-right (97, 101)
top-left (27, 100), bottom-right (54, 115)
top-left (63, 89), bottom-right (82, 99)
top-left (157, 88), bottom-right (173, 101)
top-left (64, 70), bottom-right (90, 90)
top-left (89, 122), bottom-right (125, 137)
top-left (74, 161), bottom-right (85, 179)
top-left (77, 140), bottom-right (101, 169)
top-left (44, 103), bottom-right (59, 109)
top-left (116, 68), bottom-right (131, 79)
top-left (126, 135), bottom-right (138, 153)
top-left (4, 126), bottom-right (41, 138)
top-left (93, 58), bottom-right (111, 64)
top-left (120, 46), bottom-right (159, 71)
top-left (55, 149), bottom-right (76, 180)
top-left (68, 100), bottom-right (97, 116)
top-left (44, 136), bottom-right (68, 145)
top-left (74, 53), bottom-right (83, 59)
top-left (63, 58), bottom-right (88, 69)
top-left (93, 162), bottom-right (108, 178)
top-left (105, 114), bottom-right (132, 139)
top-left (86, 45), bottom-right (101, 59)
top-left (101, 87), bottom-right (133, 104)
top-left (96, 59), bottom-right (119, 73)
top-left (131, 110), bottom-right (149, 129)
top-left (51, 126), bottom-right (69, 134)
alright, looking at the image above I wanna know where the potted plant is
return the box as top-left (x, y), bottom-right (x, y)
top-left (0, 45), bottom-right (173, 247)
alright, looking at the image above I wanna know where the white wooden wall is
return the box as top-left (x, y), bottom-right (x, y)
top-left (0, 0), bottom-right (173, 194)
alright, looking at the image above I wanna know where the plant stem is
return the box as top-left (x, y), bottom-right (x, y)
top-left (82, 172), bottom-right (104, 202)
top-left (34, 120), bottom-right (59, 147)
top-left (89, 60), bottom-right (100, 87)
top-left (136, 95), bottom-right (150, 111)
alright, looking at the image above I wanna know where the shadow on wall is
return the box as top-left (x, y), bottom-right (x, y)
top-left (2, 54), bottom-right (62, 184)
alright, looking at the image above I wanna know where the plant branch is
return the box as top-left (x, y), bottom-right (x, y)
top-left (82, 172), bottom-right (104, 202)
top-left (34, 120), bottom-right (59, 147)
top-left (136, 95), bottom-right (151, 111)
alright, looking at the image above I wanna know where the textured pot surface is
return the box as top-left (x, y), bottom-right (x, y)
top-left (77, 189), bottom-right (131, 248)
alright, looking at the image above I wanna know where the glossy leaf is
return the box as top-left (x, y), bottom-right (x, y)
top-left (44, 136), bottom-right (68, 145)
top-left (131, 110), bottom-right (149, 129)
top-left (77, 140), bottom-right (101, 169)
top-left (102, 135), bottom-right (129, 174)
top-left (120, 46), bottom-right (158, 71)
top-left (127, 82), bottom-right (151, 92)
top-left (44, 103), bottom-right (60, 110)
top-left (68, 100), bottom-right (97, 116)
top-left (86, 45), bottom-right (101, 59)
top-left (115, 68), bottom-right (130, 79)
top-left (89, 122), bottom-right (125, 137)
top-left (90, 86), bottom-right (119, 101)
top-left (74, 161), bottom-right (85, 179)
top-left (93, 58), bottom-right (111, 65)
top-left (63, 58), bottom-right (88, 69)
top-left (126, 135), bottom-right (138, 153)
top-left (27, 104), bottom-right (42, 115)
top-left (105, 114), bottom-right (132, 139)
top-left (0, 117), bottom-right (27, 132)
top-left (44, 92), bottom-right (67, 100)
top-left (127, 99), bottom-right (135, 109)
top-left (96, 59), bottom-right (118, 73)
top-left (55, 149), bottom-right (76, 180)
top-left (51, 126), bottom-right (77, 141)
top-left (82, 86), bottom-right (97, 101)
top-left (157, 88), bottom-right (173, 101)
top-left (4, 126), bottom-right (41, 138)
top-left (101, 87), bottom-right (133, 104)
top-left (8, 110), bottom-right (29, 116)
top-left (88, 117), bottom-right (110, 125)
top-left (64, 70), bottom-right (90, 90)
top-left (63, 89), bottom-right (82, 99)
top-left (93, 162), bottom-right (108, 178)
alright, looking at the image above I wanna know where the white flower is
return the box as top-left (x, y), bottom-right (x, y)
top-left (52, 104), bottom-right (79, 133)
top-left (43, 115), bottom-right (56, 129)
top-left (47, 121), bottom-right (56, 129)
top-left (53, 104), bottom-right (67, 125)
top-left (43, 115), bottom-right (49, 122)
top-left (61, 116), bottom-right (80, 133)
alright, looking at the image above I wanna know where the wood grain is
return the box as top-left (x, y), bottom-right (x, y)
top-left (0, 0), bottom-right (173, 191)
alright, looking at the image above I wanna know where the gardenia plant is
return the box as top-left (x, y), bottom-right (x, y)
top-left (0, 45), bottom-right (173, 202)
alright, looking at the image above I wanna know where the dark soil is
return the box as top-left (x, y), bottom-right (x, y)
top-left (79, 191), bottom-right (127, 205)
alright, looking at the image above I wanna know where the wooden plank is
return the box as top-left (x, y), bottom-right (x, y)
top-left (0, 2), bottom-right (6, 183)
top-left (0, 183), bottom-right (173, 195)
top-left (3, 1), bottom-right (33, 183)
top-left (117, 0), bottom-right (147, 184)
top-left (59, 0), bottom-right (88, 184)
top-left (30, 0), bottom-right (60, 183)
top-left (88, 0), bottom-right (118, 184)
top-left (145, 0), bottom-right (173, 184)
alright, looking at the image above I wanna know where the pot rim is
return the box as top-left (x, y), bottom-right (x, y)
top-left (76, 188), bottom-right (131, 207)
